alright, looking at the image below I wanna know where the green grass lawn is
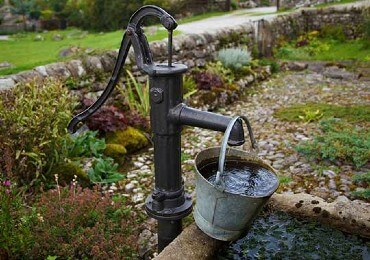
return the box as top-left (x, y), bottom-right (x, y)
top-left (315, 0), bottom-right (363, 8)
top-left (0, 28), bottom-right (176, 76)
top-left (276, 39), bottom-right (370, 62)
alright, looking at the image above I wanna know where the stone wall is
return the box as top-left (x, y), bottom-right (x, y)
top-left (1, 3), bottom-right (369, 91)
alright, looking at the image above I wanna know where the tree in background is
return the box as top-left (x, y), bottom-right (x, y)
top-left (10, 0), bottom-right (37, 29)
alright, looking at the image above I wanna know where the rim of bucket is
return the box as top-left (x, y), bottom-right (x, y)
top-left (195, 146), bottom-right (280, 199)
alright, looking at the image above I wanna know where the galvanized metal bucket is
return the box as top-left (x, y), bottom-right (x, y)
top-left (194, 116), bottom-right (279, 241)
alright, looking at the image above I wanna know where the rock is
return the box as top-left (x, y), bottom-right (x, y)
top-left (52, 33), bottom-right (63, 41)
top-left (34, 35), bottom-right (44, 41)
top-left (328, 179), bottom-right (337, 190)
top-left (138, 229), bottom-right (156, 258)
top-left (84, 56), bottom-right (103, 72)
top-left (322, 170), bottom-right (336, 178)
top-left (66, 60), bottom-right (86, 77)
top-left (0, 78), bottom-right (15, 91)
top-left (132, 192), bottom-right (145, 203)
top-left (59, 46), bottom-right (81, 57)
top-left (45, 62), bottom-right (71, 79)
top-left (283, 61), bottom-right (308, 71)
top-left (0, 61), bottom-right (12, 69)
top-left (323, 66), bottom-right (355, 80)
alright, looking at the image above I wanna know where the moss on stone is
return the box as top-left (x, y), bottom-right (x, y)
top-left (51, 162), bottom-right (90, 187)
top-left (104, 143), bottom-right (127, 163)
top-left (107, 126), bottom-right (149, 153)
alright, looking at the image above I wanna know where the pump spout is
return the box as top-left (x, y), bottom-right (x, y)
top-left (169, 104), bottom-right (245, 146)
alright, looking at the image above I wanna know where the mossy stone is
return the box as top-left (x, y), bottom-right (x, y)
top-left (104, 143), bottom-right (127, 163)
top-left (51, 162), bottom-right (90, 187)
top-left (107, 126), bottom-right (149, 153)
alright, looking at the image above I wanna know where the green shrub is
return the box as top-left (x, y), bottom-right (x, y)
top-left (217, 48), bottom-right (252, 72)
top-left (143, 0), bottom-right (171, 10)
top-left (320, 25), bottom-right (346, 42)
top-left (67, 131), bottom-right (106, 158)
top-left (296, 119), bottom-right (370, 168)
top-left (352, 189), bottom-right (370, 200)
top-left (352, 172), bottom-right (370, 184)
top-left (0, 80), bottom-right (75, 186)
top-left (0, 179), bottom-right (37, 258)
top-left (231, 0), bottom-right (238, 10)
top-left (88, 157), bottom-right (124, 184)
top-left (258, 59), bottom-right (280, 73)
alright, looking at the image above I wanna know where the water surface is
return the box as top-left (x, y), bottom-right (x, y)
top-left (200, 161), bottom-right (278, 196)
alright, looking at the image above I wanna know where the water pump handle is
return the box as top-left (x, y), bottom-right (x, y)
top-left (67, 5), bottom-right (176, 134)
top-left (215, 116), bottom-right (257, 187)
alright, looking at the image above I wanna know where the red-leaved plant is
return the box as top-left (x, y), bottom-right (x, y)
top-left (83, 98), bottom-right (149, 133)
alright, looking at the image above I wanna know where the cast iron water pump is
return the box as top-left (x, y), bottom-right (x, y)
top-left (68, 5), bottom-right (246, 252)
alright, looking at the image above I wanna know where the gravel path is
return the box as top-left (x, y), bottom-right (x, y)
top-left (177, 7), bottom-right (277, 34)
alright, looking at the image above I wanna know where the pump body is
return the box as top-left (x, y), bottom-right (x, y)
top-left (68, 5), bottom-right (245, 252)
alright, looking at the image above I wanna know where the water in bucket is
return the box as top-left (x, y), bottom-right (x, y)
top-left (200, 160), bottom-right (279, 196)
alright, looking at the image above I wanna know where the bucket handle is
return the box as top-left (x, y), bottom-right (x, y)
top-left (215, 116), bottom-right (257, 188)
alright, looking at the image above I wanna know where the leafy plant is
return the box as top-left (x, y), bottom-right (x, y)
top-left (297, 119), bottom-right (370, 168)
top-left (217, 48), bottom-right (252, 71)
top-left (83, 99), bottom-right (148, 133)
top-left (352, 189), bottom-right (370, 200)
top-left (120, 70), bottom-right (150, 117)
top-left (0, 79), bottom-right (75, 185)
top-left (67, 131), bottom-right (106, 158)
top-left (352, 172), bottom-right (370, 184)
top-left (205, 61), bottom-right (235, 84)
top-left (352, 172), bottom-right (370, 200)
top-left (87, 157), bottom-right (124, 184)
top-left (183, 75), bottom-right (197, 98)
top-left (298, 109), bottom-right (323, 123)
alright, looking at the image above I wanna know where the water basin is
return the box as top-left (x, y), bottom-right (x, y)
top-left (217, 211), bottom-right (369, 259)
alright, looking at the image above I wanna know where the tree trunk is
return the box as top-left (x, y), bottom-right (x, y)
top-left (225, 0), bottom-right (231, 11)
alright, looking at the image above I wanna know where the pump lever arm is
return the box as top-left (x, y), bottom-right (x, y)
top-left (67, 6), bottom-right (176, 134)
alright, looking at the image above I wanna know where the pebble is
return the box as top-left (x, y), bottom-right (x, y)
top-left (134, 162), bottom-right (144, 168)
top-left (125, 183), bottom-right (135, 193)
top-left (323, 170), bottom-right (336, 178)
